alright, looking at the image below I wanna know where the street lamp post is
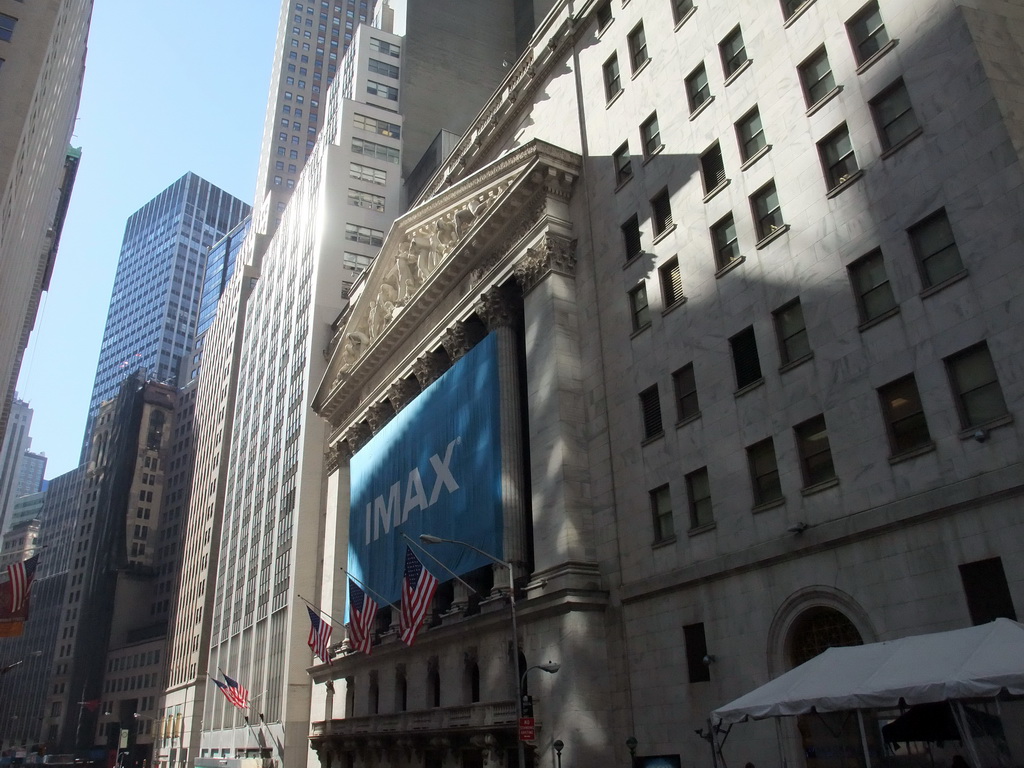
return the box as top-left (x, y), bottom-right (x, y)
top-left (419, 534), bottom-right (532, 768)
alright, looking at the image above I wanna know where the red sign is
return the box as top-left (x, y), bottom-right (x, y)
top-left (519, 717), bottom-right (536, 742)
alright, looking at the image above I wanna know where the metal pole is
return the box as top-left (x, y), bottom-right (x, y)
top-left (856, 710), bottom-right (872, 768)
top-left (510, 561), bottom-right (525, 768)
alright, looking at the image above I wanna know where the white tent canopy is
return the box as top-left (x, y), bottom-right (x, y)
top-left (713, 618), bottom-right (1024, 724)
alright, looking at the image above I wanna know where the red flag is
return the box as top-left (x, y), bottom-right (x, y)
top-left (6, 555), bottom-right (38, 611)
top-left (347, 580), bottom-right (378, 655)
top-left (307, 606), bottom-right (333, 664)
top-left (213, 674), bottom-right (249, 710)
top-left (399, 547), bottom-right (438, 646)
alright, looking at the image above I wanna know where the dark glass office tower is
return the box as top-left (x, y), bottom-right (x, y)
top-left (85, 173), bottom-right (250, 435)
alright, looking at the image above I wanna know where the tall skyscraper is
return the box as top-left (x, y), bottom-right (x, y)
top-left (43, 376), bottom-right (180, 758)
top-left (0, 0), bottom-right (91, 442)
top-left (251, 0), bottom-right (379, 238)
top-left (0, 466), bottom-right (82, 754)
top-left (0, 396), bottom-right (32, 533)
top-left (85, 173), bottom-right (250, 440)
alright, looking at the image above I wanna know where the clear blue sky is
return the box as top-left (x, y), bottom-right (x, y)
top-left (15, 1), bottom-right (280, 479)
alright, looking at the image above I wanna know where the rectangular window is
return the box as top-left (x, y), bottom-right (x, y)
top-left (622, 214), bottom-right (642, 261)
top-left (847, 1), bottom-right (890, 64)
top-left (686, 63), bottom-right (711, 112)
top-left (818, 123), bottom-right (859, 190)
top-left (673, 0), bottom-right (695, 23)
top-left (795, 414), bottom-right (836, 487)
top-left (730, 326), bottom-right (762, 389)
top-left (774, 299), bottom-right (811, 364)
top-left (909, 209), bottom-right (963, 287)
top-left (369, 37), bottom-right (400, 57)
top-left (628, 23), bottom-right (649, 71)
top-left (959, 558), bottom-right (1017, 625)
top-left (354, 113), bottom-right (401, 138)
top-left (347, 189), bottom-right (385, 212)
top-left (781, 0), bottom-right (809, 20)
top-left (870, 79), bottom-right (920, 150)
top-left (751, 181), bottom-right (784, 240)
top-left (343, 252), bottom-right (374, 273)
top-left (700, 142), bottom-right (726, 194)
top-left (711, 213), bottom-right (741, 270)
top-left (628, 282), bottom-right (650, 331)
top-left (596, 0), bottom-right (612, 32)
top-left (719, 26), bottom-right (748, 78)
top-left (747, 439), bottom-right (782, 506)
top-left (613, 142), bottom-right (632, 185)
top-left (683, 623), bottom-right (711, 683)
top-left (848, 250), bottom-right (896, 323)
top-left (603, 54), bottom-right (622, 101)
top-left (878, 375), bottom-right (931, 455)
top-left (650, 485), bottom-right (674, 543)
top-left (639, 385), bottom-right (663, 440)
top-left (686, 467), bottom-right (713, 528)
top-left (368, 58), bottom-right (399, 78)
top-left (651, 188), bottom-right (673, 235)
top-left (640, 112), bottom-right (661, 157)
top-left (345, 224), bottom-right (384, 246)
top-left (367, 80), bottom-right (399, 100)
top-left (736, 107), bottom-right (767, 162)
top-left (660, 258), bottom-right (683, 307)
top-left (352, 137), bottom-right (400, 164)
top-left (350, 162), bottom-right (387, 185)
top-left (673, 364), bottom-right (699, 421)
top-left (945, 343), bottom-right (1008, 428)
top-left (799, 47), bottom-right (836, 106)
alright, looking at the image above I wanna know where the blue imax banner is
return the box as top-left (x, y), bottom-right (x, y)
top-left (348, 332), bottom-right (503, 606)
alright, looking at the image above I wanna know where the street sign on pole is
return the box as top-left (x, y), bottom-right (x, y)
top-left (518, 717), bottom-right (536, 742)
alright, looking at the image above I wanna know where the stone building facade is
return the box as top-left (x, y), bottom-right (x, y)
top-left (310, 1), bottom-right (1024, 767)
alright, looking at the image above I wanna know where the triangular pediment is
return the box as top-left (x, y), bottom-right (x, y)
top-left (314, 139), bottom-right (580, 423)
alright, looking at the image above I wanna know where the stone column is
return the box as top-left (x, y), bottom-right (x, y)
top-left (413, 350), bottom-right (449, 390)
top-left (513, 233), bottom-right (599, 593)
top-left (366, 401), bottom-right (395, 434)
top-left (387, 378), bottom-right (420, 413)
top-left (343, 422), bottom-right (373, 454)
top-left (440, 322), bottom-right (474, 363)
top-left (475, 286), bottom-right (528, 590)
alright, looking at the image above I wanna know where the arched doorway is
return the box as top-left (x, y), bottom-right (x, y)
top-left (789, 606), bottom-right (865, 768)
top-left (767, 588), bottom-right (876, 768)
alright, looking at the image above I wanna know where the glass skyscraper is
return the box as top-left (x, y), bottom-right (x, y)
top-left (86, 173), bottom-right (250, 432)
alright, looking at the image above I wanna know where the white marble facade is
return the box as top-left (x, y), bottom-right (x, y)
top-left (311, 1), bottom-right (1024, 767)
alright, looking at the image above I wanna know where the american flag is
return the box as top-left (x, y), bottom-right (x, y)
top-left (6, 555), bottom-right (38, 611)
top-left (399, 547), bottom-right (438, 646)
top-left (213, 674), bottom-right (250, 710)
top-left (347, 579), bottom-right (378, 655)
top-left (306, 606), bottom-right (333, 664)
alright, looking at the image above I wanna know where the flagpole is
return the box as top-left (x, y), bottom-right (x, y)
top-left (296, 595), bottom-right (345, 628)
top-left (339, 566), bottom-right (390, 605)
top-left (400, 533), bottom-right (481, 595)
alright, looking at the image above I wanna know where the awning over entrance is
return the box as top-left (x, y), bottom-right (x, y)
top-left (713, 619), bottom-right (1024, 724)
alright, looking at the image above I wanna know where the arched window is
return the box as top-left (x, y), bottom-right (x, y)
top-left (787, 606), bottom-right (863, 667)
top-left (787, 606), bottom-right (866, 768)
